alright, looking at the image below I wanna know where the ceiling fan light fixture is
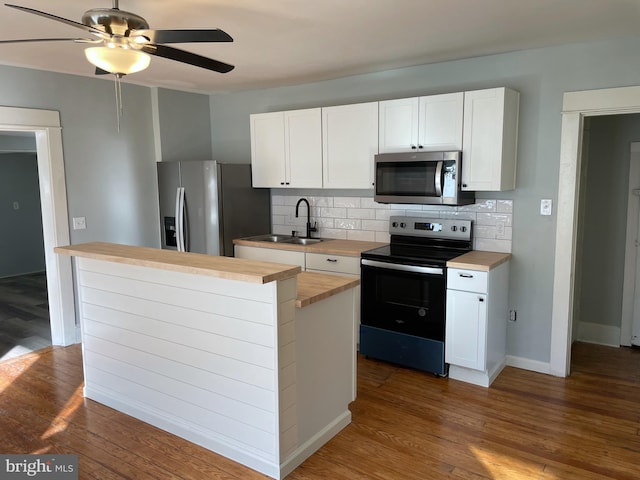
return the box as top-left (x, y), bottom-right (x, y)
top-left (84, 46), bottom-right (151, 75)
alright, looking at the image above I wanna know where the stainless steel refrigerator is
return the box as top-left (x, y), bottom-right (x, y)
top-left (157, 161), bottom-right (271, 256)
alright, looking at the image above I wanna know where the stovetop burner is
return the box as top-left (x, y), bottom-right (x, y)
top-left (361, 216), bottom-right (473, 267)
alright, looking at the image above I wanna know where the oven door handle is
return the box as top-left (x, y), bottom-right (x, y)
top-left (361, 259), bottom-right (444, 276)
top-left (435, 160), bottom-right (443, 197)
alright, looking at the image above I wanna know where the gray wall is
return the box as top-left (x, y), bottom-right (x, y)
top-left (0, 65), bottom-right (160, 248)
top-left (0, 152), bottom-right (45, 277)
top-left (578, 114), bottom-right (640, 329)
top-left (157, 88), bottom-right (213, 162)
top-left (209, 35), bottom-right (640, 364)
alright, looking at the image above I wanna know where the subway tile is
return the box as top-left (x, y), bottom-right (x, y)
top-left (474, 225), bottom-right (497, 239)
top-left (497, 226), bottom-right (513, 241)
top-left (272, 224), bottom-right (292, 235)
top-left (362, 219), bottom-right (389, 232)
top-left (361, 197), bottom-right (386, 209)
top-left (376, 209), bottom-right (407, 221)
top-left (334, 197), bottom-right (361, 208)
top-left (308, 196), bottom-right (333, 207)
top-left (474, 238), bottom-right (512, 253)
top-left (439, 211), bottom-right (477, 221)
top-left (421, 204), bottom-right (449, 212)
top-left (272, 205), bottom-right (293, 217)
top-left (389, 203), bottom-right (423, 210)
top-left (497, 199), bottom-right (514, 213)
top-left (272, 214), bottom-right (288, 226)
top-left (335, 218), bottom-right (362, 230)
top-left (476, 212), bottom-right (513, 226)
top-left (318, 207), bottom-right (347, 218)
top-left (459, 199), bottom-right (497, 212)
top-left (375, 231), bottom-right (391, 243)
top-left (319, 228), bottom-right (347, 239)
top-left (347, 208), bottom-right (376, 220)
top-left (347, 230), bottom-right (376, 241)
top-left (271, 195), bottom-right (286, 206)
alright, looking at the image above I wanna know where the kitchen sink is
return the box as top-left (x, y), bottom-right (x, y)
top-left (282, 237), bottom-right (325, 245)
top-left (244, 234), bottom-right (294, 243)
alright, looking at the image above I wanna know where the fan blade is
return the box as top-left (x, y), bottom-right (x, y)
top-left (0, 37), bottom-right (90, 44)
top-left (133, 29), bottom-right (233, 44)
top-left (141, 44), bottom-right (234, 73)
top-left (5, 3), bottom-right (109, 39)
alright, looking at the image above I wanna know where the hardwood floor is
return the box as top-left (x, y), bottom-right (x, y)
top-left (0, 272), bottom-right (51, 361)
top-left (0, 342), bottom-right (638, 479)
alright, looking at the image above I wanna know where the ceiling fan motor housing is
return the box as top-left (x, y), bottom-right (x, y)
top-left (82, 8), bottom-right (149, 37)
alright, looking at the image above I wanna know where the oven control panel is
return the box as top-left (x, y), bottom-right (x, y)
top-left (389, 216), bottom-right (472, 241)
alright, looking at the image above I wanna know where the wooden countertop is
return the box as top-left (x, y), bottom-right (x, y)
top-left (55, 242), bottom-right (301, 284)
top-left (296, 271), bottom-right (360, 308)
top-left (233, 238), bottom-right (386, 257)
top-left (447, 251), bottom-right (512, 271)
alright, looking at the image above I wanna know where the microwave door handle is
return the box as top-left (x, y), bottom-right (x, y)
top-left (434, 161), bottom-right (443, 197)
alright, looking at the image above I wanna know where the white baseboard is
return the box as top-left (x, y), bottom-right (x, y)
top-left (577, 321), bottom-right (621, 348)
top-left (505, 355), bottom-right (552, 375)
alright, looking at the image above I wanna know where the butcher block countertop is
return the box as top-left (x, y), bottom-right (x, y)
top-left (447, 251), bottom-right (512, 271)
top-left (233, 238), bottom-right (386, 257)
top-left (296, 271), bottom-right (360, 308)
top-left (55, 242), bottom-right (301, 284)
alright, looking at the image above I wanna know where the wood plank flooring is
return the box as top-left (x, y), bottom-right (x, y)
top-left (0, 342), bottom-right (638, 479)
top-left (0, 272), bottom-right (51, 361)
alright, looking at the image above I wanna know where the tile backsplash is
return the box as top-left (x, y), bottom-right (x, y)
top-left (271, 194), bottom-right (513, 253)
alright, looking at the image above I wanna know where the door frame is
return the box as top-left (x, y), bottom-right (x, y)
top-left (0, 106), bottom-right (76, 346)
top-left (550, 86), bottom-right (640, 376)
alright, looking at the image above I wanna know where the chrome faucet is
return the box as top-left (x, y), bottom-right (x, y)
top-left (295, 198), bottom-right (317, 238)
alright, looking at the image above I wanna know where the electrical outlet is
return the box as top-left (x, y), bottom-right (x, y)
top-left (12, 201), bottom-right (19, 210)
top-left (72, 216), bottom-right (87, 230)
top-left (496, 221), bottom-right (505, 236)
top-left (540, 199), bottom-right (553, 216)
top-left (509, 310), bottom-right (517, 322)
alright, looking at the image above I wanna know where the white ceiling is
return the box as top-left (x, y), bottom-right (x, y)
top-left (0, 0), bottom-right (638, 94)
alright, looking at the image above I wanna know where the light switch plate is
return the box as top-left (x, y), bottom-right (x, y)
top-left (540, 199), bottom-right (552, 216)
top-left (72, 216), bottom-right (86, 230)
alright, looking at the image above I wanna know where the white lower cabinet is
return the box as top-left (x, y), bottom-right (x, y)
top-left (445, 261), bottom-right (509, 387)
top-left (234, 245), bottom-right (305, 269)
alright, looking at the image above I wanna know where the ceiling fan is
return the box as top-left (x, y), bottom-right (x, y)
top-left (0, 1), bottom-right (235, 76)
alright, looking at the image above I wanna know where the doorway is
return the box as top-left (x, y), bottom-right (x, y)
top-left (551, 85), bottom-right (640, 376)
top-left (0, 106), bottom-right (76, 347)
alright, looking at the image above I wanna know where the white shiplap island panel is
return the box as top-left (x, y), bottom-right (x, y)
top-left (56, 243), bottom-right (356, 479)
top-left (76, 257), bottom-right (291, 473)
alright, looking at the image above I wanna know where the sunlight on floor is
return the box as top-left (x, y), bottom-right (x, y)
top-left (0, 353), bottom-right (39, 394)
top-left (41, 385), bottom-right (84, 440)
top-left (469, 445), bottom-right (556, 480)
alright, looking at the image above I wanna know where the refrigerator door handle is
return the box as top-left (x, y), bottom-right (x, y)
top-left (181, 188), bottom-right (189, 252)
top-left (175, 187), bottom-right (184, 252)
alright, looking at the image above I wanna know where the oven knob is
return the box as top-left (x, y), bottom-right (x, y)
top-left (460, 226), bottom-right (467, 233)
top-left (451, 226), bottom-right (457, 232)
top-left (400, 222), bottom-right (406, 228)
top-left (392, 221), bottom-right (398, 228)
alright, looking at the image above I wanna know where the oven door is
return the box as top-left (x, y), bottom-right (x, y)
top-left (360, 259), bottom-right (446, 341)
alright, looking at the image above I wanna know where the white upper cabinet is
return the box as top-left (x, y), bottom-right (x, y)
top-left (379, 92), bottom-right (463, 153)
top-left (461, 87), bottom-right (520, 191)
top-left (250, 108), bottom-right (323, 188)
top-left (322, 102), bottom-right (378, 189)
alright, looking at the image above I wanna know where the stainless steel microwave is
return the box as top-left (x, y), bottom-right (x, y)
top-left (374, 151), bottom-right (475, 205)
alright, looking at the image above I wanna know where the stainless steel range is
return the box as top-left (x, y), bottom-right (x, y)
top-left (360, 216), bottom-right (473, 376)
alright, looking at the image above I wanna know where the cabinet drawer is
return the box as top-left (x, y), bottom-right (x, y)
top-left (447, 268), bottom-right (487, 293)
top-left (306, 252), bottom-right (360, 275)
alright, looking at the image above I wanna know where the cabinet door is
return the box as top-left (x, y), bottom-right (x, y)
top-left (462, 87), bottom-right (519, 191)
top-left (322, 102), bottom-right (378, 189)
top-left (445, 290), bottom-right (487, 370)
top-left (285, 108), bottom-right (323, 188)
top-left (378, 97), bottom-right (419, 153)
top-left (250, 112), bottom-right (286, 187)
top-left (418, 92), bottom-right (463, 151)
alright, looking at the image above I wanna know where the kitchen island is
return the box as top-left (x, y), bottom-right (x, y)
top-left (55, 242), bottom-right (359, 480)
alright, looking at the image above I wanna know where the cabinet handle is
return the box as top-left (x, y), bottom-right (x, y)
top-left (411, 145), bottom-right (417, 150)
top-left (285, 182), bottom-right (290, 185)
top-left (326, 258), bottom-right (338, 263)
top-left (478, 297), bottom-right (484, 302)
top-left (459, 273), bottom-right (474, 278)
top-left (418, 145), bottom-right (423, 149)
top-left (280, 182), bottom-right (285, 185)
